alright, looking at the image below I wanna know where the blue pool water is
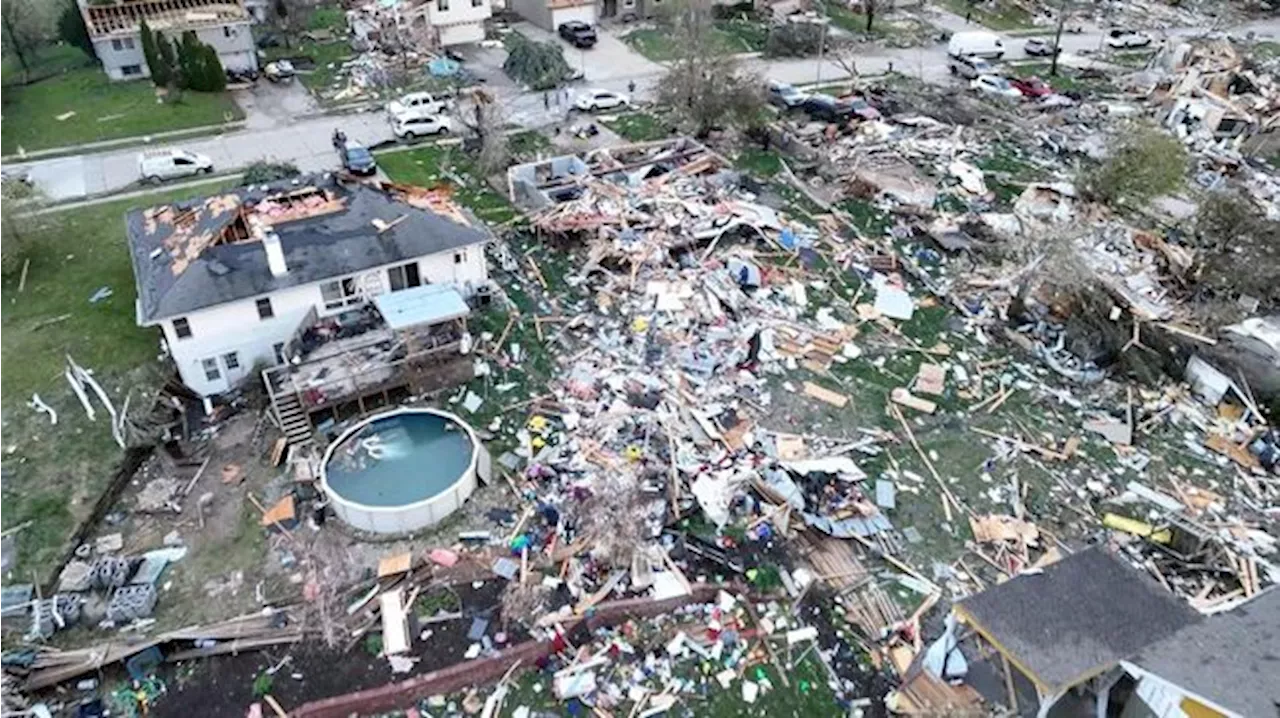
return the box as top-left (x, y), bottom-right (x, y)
top-left (325, 412), bottom-right (473, 507)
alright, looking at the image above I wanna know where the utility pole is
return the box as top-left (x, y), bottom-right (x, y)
top-left (815, 16), bottom-right (828, 85)
top-left (1050, 0), bottom-right (1068, 77)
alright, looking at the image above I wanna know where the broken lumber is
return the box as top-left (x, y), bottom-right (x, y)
top-left (803, 381), bottom-right (848, 408)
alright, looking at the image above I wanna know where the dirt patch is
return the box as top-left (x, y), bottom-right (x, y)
top-left (155, 580), bottom-right (519, 716)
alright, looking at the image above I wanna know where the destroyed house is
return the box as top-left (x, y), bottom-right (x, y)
top-left (78, 0), bottom-right (258, 82)
top-left (126, 174), bottom-right (492, 420)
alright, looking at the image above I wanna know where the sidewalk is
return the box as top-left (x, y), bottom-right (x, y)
top-left (0, 120), bottom-right (246, 164)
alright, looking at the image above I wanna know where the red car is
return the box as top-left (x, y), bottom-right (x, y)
top-left (1010, 76), bottom-right (1054, 98)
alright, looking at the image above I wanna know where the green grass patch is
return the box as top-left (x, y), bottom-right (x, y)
top-left (1, 45), bottom-right (94, 86)
top-left (601, 112), bottom-right (673, 142)
top-left (1107, 50), bottom-right (1155, 69)
top-left (0, 184), bottom-right (234, 576)
top-left (507, 130), bottom-right (552, 162)
top-left (1, 55), bottom-right (242, 154)
top-left (623, 21), bottom-right (768, 61)
top-left (938, 0), bottom-right (1034, 30)
top-left (377, 144), bottom-right (517, 224)
top-left (307, 4), bottom-right (347, 32)
top-left (1254, 41), bottom-right (1280, 61)
top-left (265, 40), bottom-right (353, 100)
top-left (734, 148), bottom-right (783, 177)
top-left (837, 197), bottom-right (892, 237)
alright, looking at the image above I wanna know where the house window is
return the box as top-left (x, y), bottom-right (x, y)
top-left (202, 358), bottom-right (221, 382)
top-left (256, 297), bottom-right (274, 320)
top-left (273, 342), bottom-right (286, 365)
top-left (222, 352), bottom-right (240, 371)
top-left (388, 262), bottom-right (421, 292)
top-left (472, 0), bottom-right (483, 7)
top-left (121, 64), bottom-right (143, 77)
top-left (320, 277), bottom-right (362, 310)
top-left (437, 0), bottom-right (449, 11)
top-left (223, 26), bottom-right (232, 38)
top-left (173, 317), bottom-right (192, 339)
top-left (112, 38), bottom-right (123, 51)
top-left (453, 251), bottom-right (465, 264)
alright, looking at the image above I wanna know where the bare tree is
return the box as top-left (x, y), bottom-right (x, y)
top-left (656, 0), bottom-right (766, 137)
top-left (1, 0), bottom-right (58, 80)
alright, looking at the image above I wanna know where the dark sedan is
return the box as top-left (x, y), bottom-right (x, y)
top-left (559, 21), bottom-right (598, 49)
top-left (340, 144), bottom-right (377, 176)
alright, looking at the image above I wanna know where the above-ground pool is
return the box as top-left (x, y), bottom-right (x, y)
top-left (321, 408), bottom-right (480, 534)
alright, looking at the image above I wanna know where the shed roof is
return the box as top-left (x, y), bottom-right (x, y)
top-left (373, 284), bottom-right (470, 330)
top-left (1128, 588), bottom-right (1280, 717)
top-left (955, 546), bottom-right (1200, 693)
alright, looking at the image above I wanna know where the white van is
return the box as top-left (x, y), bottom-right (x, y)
top-left (948, 31), bottom-right (1005, 59)
top-left (138, 148), bottom-right (213, 183)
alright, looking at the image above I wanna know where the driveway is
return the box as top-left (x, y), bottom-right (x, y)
top-left (233, 80), bottom-right (321, 131)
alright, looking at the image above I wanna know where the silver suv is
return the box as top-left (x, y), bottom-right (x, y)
top-left (948, 55), bottom-right (994, 80)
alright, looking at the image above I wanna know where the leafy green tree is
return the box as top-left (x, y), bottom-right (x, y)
top-left (155, 33), bottom-right (177, 87)
top-left (178, 30), bottom-right (201, 88)
top-left (201, 44), bottom-right (225, 91)
top-left (139, 18), bottom-right (162, 82)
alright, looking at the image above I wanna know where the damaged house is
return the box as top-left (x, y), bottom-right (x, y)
top-left (125, 174), bottom-right (492, 424)
top-left (78, 0), bottom-right (258, 82)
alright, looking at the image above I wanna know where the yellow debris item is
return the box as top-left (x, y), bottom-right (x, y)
top-left (625, 445), bottom-right (644, 461)
top-left (531, 436), bottom-right (546, 449)
top-left (1102, 513), bottom-right (1172, 544)
top-left (528, 415), bottom-right (549, 432)
top-left (632, 317), bottom-right (650, 333)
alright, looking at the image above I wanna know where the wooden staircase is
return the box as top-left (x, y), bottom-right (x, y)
top-left (274, 391), bottom-right (313, 446)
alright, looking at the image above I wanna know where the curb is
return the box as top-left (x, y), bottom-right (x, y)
top-left (2, 120), bottom-right (247, 164)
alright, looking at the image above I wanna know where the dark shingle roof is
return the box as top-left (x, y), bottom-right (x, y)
top-left (126, 175), bottom-right (489, 324)
top-left (1129, 589), bottom-right (1280, 717)
top-left (956, 546), bottom-right (1201, 692)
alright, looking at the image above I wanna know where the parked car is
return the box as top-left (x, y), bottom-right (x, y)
top-left (392, 110), bottom-right (454, 140)
top-left (1010, 76), bottom-right (1054, 98)
top-left (1106, 29), bottom-right (1152, 48)
top-left (339, 143), bottom-right (377, 175)
top-left (387, 92), bottom-right (453, 119)
top-left (948, 55), bottom-right (995, 80)
top-left (1023, 38), bottom-right (1060, 56)
top-left (575, 89), bottom-right (629, 111)
top-left (766, 81), bottom-right (809, 109)
top-left (970, 74), bottom-right (1023, 99)
top-left (797, 95), bottom-right (873, 123)
top-left (264, 59), bottom-right (295, 83)
top-left (138, 148), bottom-right (214, 183)
top-left (948, 31), bottom-right (1005, 59)
top-left (558, 21), bottom-right (598, 49)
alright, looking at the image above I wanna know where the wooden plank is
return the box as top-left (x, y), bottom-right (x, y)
top-left (803, 382), bottom-right (848, 408)
top-left (379, 589), bottom-right (410, 655)
top-left (890, 388), bottom-right (936, 414)
top-left (377, 552), bottom-right (413, 578)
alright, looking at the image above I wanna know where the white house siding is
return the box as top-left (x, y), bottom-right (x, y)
top-left (159, 249), bottom-right (488, 396)
top-left (550, 4), bottom-right (597, 28)
top-left (95, 21), bottom-right (257, 81)
top-left (421, 0), bottom-right (492, 46)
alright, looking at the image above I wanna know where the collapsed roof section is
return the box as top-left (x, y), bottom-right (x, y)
top-left (126, 174), bottom-right (490, 324)
top-left (79, 0), bottom-right (250, 38)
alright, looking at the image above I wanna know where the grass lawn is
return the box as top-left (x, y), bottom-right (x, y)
top-left (601, 112), bottom-right (675, 142)
top-left (0, 184), bottom-right (232, 577)
top-left (1254, 41), bottom-right (1280, 61)
top-left (938, 0), bottom-right (1033, 30)
top-left (1106, 50), bottom-right (1155, 69)
top-left (264, 40), bottom-right (353, 101)
top-left (624, 21), bottom-right (768, 62)
top-left (1, 58), bottom-right (242, 154)
top-left (377, 144), bottom-right (518, 224)
top-left (734, 148), bottom-right (784, 177)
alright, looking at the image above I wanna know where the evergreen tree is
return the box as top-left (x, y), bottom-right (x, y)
top-left (155, 33), bottom-right (177, 87)
top-left (139, 18), bottom-right (161, 81)
top-left (178, 30), bottom-right (201, 89)
top-left (202, 45), bottom-right (225, 91)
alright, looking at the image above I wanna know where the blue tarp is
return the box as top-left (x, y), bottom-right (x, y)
top-left (428, 57), bottom-right (461, 77)
top-left (373, 284), bottom-right (469, 330)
